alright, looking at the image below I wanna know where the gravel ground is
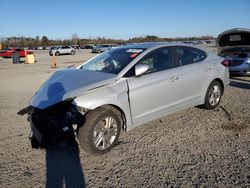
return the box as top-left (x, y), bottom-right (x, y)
top-left (0, 48), bottom-right (249, 188)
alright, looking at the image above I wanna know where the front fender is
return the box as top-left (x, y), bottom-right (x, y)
top-left (72, 78), bottom-right (132, 128)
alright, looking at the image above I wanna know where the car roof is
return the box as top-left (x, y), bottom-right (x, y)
top-left (116, 42), bottom-right (210, 79)
top-left (123, 42), bottom-right (168, 49)
top-left (122, 42), bottom-right (203, 50)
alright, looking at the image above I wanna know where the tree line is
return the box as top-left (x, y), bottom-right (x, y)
top-left (0, 35), bottom-right (215, 49)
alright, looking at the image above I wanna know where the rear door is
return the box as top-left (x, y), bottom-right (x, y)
top-left (172, 46), bottom-right (209, 105)
top-left (102, 45), bottom-right (109, 52)
top-left (61, 46), bottom-right (68, 54)
top-left (66, 46), bottom-right (72, 53)
top-left (126, 47), bottom-right (182, 124)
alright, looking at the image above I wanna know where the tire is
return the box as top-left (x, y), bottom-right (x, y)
top-left (71, 50), bottom-right (75, 55)
top-left (78, 108), bottom-right (121, 155)
top-left (201, 80), bottom-right (222, 109)
top-left (55, 51), bottom-right (60, 56)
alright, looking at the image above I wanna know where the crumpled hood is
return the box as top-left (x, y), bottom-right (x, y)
top-left (217, 28), bottom-right (250, 55)
top-left (30, 69), bottom-right (117, 109)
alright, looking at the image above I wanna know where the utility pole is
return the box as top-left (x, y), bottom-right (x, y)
top-left (0, 38), bottom-right (2, 50)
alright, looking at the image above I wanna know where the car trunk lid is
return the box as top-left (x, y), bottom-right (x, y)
top-left (217, 28), bottom-right (250, 56)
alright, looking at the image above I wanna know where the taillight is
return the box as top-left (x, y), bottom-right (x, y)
top-left (221, 60), bottom-right (230, 67)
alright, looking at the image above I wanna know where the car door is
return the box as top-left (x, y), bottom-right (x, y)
top-left (61, 46), bottom-right (67, 54)
top-left (172, 46), bottom-right (209, 106)
top-left (101, 45), bottom-right (108, 52)
top-left (66, 46), bottom-right (71, 53)
top-left (126, 47), bottom-right (182, 124)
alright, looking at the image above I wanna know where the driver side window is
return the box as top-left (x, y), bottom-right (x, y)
top-left (125, 47), bottom-right (171, 77)
top-left (124, 47), bottom-right (172, 77)
top-left (139, 48), bottom-right (171, 74)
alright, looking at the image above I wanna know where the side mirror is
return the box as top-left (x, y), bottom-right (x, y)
top-left (135, 64), bottom-right (149, 76)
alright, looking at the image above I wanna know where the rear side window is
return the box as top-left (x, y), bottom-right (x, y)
top-left (62, 46), bottom-right (70, 49)
top-left (174, 47), bottom-right (207, 66)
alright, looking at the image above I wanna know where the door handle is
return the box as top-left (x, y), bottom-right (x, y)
top-left (206, 66), bottom-right (212, 72)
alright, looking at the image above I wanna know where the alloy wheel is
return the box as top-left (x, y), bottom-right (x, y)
top-left (93, 116), bottom-right (118, 150)
top-left (208, 85), bottom-right (221, 106)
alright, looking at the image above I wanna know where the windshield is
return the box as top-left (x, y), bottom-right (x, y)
top-left (80, 47), bottom-right (145, 74)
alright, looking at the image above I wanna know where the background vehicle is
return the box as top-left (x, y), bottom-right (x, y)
top-left (71, 45), bottom-right (80, 49)
top-left (0, 48), bottom-right (33, 58)
top-left (19, 43), bottom-right (229, 155)
top-left (92, 44), bottom-right (113, 53)
top-left (217, 28), bottom-right (250, 75)
top-left (84, 45), bottom-right (95, 49)
top-left (49, 46), bottom-right (76, 56)
top-left (183, 41), bottom-right (195, 45)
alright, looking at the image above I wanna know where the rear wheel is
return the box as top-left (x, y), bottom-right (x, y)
top-left (71, 50), bottom-right (75, 55)
top-left (78, 108), bottom-right (121, 155)
top-left (202, 80), bottom-right (222, 109)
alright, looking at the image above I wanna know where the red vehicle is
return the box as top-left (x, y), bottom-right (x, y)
top-left (0, 48), bottom-right (33, 58)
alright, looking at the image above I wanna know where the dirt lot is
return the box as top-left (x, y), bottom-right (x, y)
top-left (0, 47), bottom-right (249, 188)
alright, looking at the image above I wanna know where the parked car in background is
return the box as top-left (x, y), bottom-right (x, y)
top-left (49, 46), bottom-right (76, 56)
top-left (71, 45), bottom-right (80, 49)
top-left (0, 48), bottom-right (33, 58)
top-left (183, 41), bottom-right (195, 45)
top-left (50, 46), bottom-right (59, 50)
top-left (84, 45), bottom-right (95, 49)
top-left (19, 42), bottom-right (229, 155)
top-left (92, 44), bottom-right (113, 53)
top-left (217, 28), bottom-right (250, 75)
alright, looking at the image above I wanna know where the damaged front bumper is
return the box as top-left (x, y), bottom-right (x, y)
top-left (29, 112), bottom-right (74, 148)
top-left (18, 102), bottom-right (85, 148)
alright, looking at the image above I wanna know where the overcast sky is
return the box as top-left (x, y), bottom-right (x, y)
top-left (1, 0), bottom-right (250, 39)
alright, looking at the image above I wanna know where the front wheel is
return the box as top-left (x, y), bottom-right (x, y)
top-left (201, 80), bottom-right (222, 109)
top-left (78, 108), bottom-right (121, 155)
top-left (71, 50), bottom-right (75, 55)
top-left (55, 51), bottom-right (60, 56)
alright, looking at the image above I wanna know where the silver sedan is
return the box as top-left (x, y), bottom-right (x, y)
top-left (19, 42), bottom-right (229, 155)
